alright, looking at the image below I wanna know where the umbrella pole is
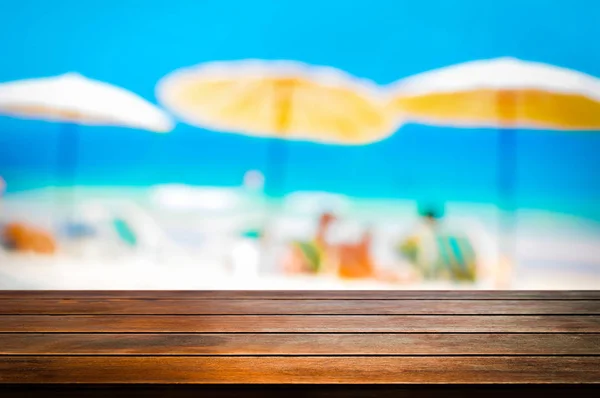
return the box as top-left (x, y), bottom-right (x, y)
top-left (497, 93), bottom-right (518, 288)
top-left (57, 122), bottom-right (79, 219)
top-left (258, 82), bottom-right (294, 270)
top-left (259, 137), bottom-right (288, 260)
top-left (266, 137), bottom-right (288, 198)
top-left (496, 90), bottom-right (519, 288)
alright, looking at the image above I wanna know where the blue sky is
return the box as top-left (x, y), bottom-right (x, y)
top-left (0, 0), bottom-right (599, 217)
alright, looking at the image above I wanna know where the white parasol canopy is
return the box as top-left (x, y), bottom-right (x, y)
top-left (389, 57), bottom-right (600, 101)
top-left (0, 73), bottom-right (173, 132)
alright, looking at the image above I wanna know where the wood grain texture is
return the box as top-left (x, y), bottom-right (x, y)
top-left (2, 299), bottom-right (599, 315)
top-left (1, 291), bottom-right (598, 388)
top-left (1, 385), bottom-right (599, 398)
top-left (1, 290), bottom-right (599, 300)
top-left (2, 333), bottom-right (599, 355)
top-left (1, 356), bottom-right (599, 384)
top-left (2, 315), bottom-right (599, 333)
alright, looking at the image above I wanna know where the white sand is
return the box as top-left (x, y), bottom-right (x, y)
top-left (1, 186), bottom-right (599, 290)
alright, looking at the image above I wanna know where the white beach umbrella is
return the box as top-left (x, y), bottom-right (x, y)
top-left (0, 73), bottom-right (174, 199)
top-left (0, 73), bottom-right (173, 132)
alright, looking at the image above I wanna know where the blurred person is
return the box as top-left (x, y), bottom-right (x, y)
top-left (336, 228), bottom-right (374, 279)
top-left (283, 212), bottom-right (336, 274)
top-left (336, 227), bottom-right (416, 283)
top-left (284, 213), bottom-right (413, 283)
top-left (397, 204), bottom-right (478, 283)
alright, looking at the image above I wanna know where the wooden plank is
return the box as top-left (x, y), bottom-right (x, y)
top-left (1, 385), bottom-right (599, 398)
top-left (1, 315), bottom-right (598, 333)
top-left (1, 290), bottom-right (598, 300)
top-left (2, 333), bottom-right (599, 355)
top-left (2, 299), bottom-right (599, 315)
top-left (0, 356), bottom-right (598, 383)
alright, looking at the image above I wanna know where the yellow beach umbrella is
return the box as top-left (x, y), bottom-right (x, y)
top-left (387, 57), bottom-right (600, 204)
top-left (157, 60), bottom-right (393, 145)
top-left (387, 57), bottom-right (600, 130)
top-left (387, 57), bottom-right (600, 275)
top-left (157, 60), bottom-right (394, 196)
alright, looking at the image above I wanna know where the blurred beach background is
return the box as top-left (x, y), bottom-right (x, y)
top-left (0, 0), bottom-right (599, 290)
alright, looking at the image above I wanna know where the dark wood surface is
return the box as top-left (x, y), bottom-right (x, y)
top-left (3, 314), bottom-right (600, 332)
top-left (1, 290), bottom-right (598, 299)
top-left (1, 356), bottom-right (599, 383)
top-left (3, 333), bottom-right (598, 355)
top-left (1, 385), bottom-right (599, 398)
top-left (1, 290), bottom-right (599, 396)
top-left (2, 298), bottom-right (599, 314)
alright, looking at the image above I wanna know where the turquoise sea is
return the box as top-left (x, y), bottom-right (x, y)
top-left (1, 0), bottom-right (599, 224)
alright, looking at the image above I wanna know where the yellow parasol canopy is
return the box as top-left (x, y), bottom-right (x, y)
top-left (387, 57), bottom-right (600, 130)
top-left (387, 57), bottom-right (600, 284)
top-left (157, 60), bottom-right (394, 144)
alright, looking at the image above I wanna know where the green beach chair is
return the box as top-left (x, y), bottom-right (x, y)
top-left (399, 233), bottom-right (477, 282)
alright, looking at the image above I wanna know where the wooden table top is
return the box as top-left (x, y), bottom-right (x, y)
top-left (1, 290), bottom-right (599, 396)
